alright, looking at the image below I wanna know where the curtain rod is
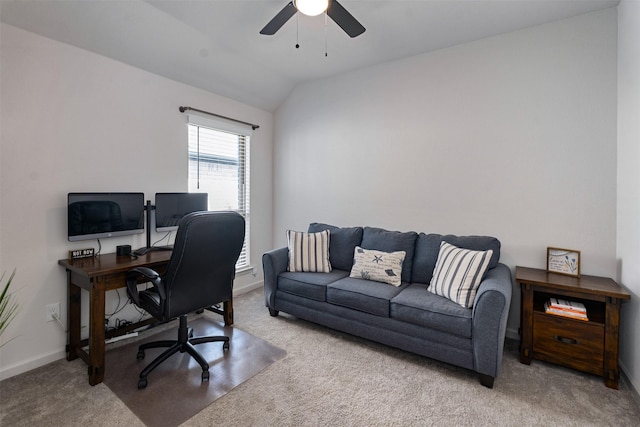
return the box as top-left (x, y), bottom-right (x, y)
top-left (179, 106), bottom-right (260, 130)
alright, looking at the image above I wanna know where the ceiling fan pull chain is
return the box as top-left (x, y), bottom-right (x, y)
top-left (296, 14), bottom-right (300, 49)
top-left (324, 12), bottom-right (328, 57)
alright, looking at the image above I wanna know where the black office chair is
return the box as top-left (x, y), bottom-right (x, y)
top-left (126, 211), bottom-right (245, 389)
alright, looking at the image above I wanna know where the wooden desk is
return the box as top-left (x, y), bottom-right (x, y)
top-left (516, 266), bottom-right (630, 389)
top-left (58, 251), bottom-right (233, 385)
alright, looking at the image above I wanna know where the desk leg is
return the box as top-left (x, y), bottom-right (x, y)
top-left (224, 297), bottom-right (233, 326)
top-left (88, 277), bottom-right (106, 385)
top-left (66, 273), bottom-right (81, 361)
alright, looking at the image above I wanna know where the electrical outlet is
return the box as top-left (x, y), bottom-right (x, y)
top-left (46, 302), bottom-right (60, 322)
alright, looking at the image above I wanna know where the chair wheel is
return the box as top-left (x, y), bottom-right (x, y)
top-left (223, 341), bottom-right (230, 351)
top-left (137, 350), bottom-right (145, 360)
top-left (138, 378), bottom-right (148, 389)
top-left (202, 371), bottom-right (210, 382)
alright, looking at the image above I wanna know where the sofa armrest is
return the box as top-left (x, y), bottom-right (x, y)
top-left (471, 263), bottom-right (513, 380)
top-left (262, 247), bottom-right (289, 309)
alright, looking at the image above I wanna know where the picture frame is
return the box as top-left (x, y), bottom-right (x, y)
top-left (547, 247), bottom-right (581, 278)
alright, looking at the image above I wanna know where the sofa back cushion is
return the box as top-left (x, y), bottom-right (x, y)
top-left (308, 223), bottom-right (363, 271)
top-left (411, 233), bottom-right (501, 284)
top-left (361, 227), bottom-right (418, 283)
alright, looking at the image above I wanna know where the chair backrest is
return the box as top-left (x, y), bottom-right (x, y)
top-left (161, 211), bottom-right (245, 318)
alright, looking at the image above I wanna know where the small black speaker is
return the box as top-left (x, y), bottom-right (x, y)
top-left (116, 245), bottom-right (131, 256)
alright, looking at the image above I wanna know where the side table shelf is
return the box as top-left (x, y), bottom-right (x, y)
top-left (516, 266), bottom-right (630, 389)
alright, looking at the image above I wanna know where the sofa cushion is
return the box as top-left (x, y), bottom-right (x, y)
top-left (308, 223), bottom-right (363, 271)
top-left (287, 229), bottom-right (332, 273)
top-left (390, 284), bottom-right (472, 338)
top-left (349, 246), bottom-right (406, 287)
top-left (411, 233), bottom-right (501, 284)
top-left (327, 277), bottom-right (407, 317)
top-left (361, 227), bottom-right (418, 283)
top-left (278, 270), bottom-right (349, 302)
top-left (428, 242), bottom-right (493, 308)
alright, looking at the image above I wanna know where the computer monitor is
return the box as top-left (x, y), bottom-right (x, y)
top-left (67, 192), bottom-right (145, 241)
top-left (154, 192), bottom-right (208, 232)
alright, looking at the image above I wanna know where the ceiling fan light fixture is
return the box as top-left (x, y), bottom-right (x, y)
top-left (294, 0), bottom-right (329, 16)
top-left (260, 0), bottom-right (364, 38)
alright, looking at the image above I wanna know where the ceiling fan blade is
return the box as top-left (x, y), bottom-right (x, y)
top-left (327, 0), bottom-right (365, 38)
top-left (260, 1), bottom-right (297, 35)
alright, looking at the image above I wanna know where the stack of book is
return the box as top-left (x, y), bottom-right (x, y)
top-left (544, 297), bottom-right (588, 321)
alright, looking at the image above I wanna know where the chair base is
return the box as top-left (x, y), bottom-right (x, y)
top-left (136, 315), bottom-right (229, 389)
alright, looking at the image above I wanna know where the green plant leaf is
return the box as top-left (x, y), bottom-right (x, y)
top-left (0, 269), bottom-right (19, 338)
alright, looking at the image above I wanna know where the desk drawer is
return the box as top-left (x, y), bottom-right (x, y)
top-left (533, 313), bottom-right (604, 375)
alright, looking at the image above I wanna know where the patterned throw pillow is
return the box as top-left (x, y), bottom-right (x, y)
top-left (349, 246), bottom-right (406, 287)
top-left (428, 241), bottom-right (493, 308)
top-left (287, 230), bottom-right (332, 273)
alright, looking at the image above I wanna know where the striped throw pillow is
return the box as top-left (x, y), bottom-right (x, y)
top-left (428, 241), bottom-right (493, 308)
top-left (287, 230), bottom-right (332, 273)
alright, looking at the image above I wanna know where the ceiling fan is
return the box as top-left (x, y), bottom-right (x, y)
top-left (260, 0), bottom-right (366, 38)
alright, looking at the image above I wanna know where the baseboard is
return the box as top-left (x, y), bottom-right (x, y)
top-left (505, 327), bottom-right (519, 341)
top-left (619, 360), bottom-right (640, 405)
top-left (0, 348), bottom-right (66, 381)
top-left (234, 280), bottom-right (263, 296)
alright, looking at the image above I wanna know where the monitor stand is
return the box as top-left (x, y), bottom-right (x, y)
top-left (133, 200), bottom-right (172, 256)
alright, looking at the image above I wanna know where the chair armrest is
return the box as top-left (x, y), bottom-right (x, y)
top-left (262, 247), bottom-right (289, 309)
top-left (126, 266), bottom-right (163, 306)
top-left (471, 263), bottom-right (513, 379)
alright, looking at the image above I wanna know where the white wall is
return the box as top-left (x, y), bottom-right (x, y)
top-left (0, 24), bottom-right (274, 379)
top-left (617, 0), bottom-right (640, 394)
top-left (274, 8), bottom-right (617, 360)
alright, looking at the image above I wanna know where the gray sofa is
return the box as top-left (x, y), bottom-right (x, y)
top-left (262, 223), bottom-right (512, 388)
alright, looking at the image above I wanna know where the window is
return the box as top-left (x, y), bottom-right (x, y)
top-left (187, 117), bottom-right (250, 270)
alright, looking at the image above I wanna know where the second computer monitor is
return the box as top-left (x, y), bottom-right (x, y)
top-left (155, 192), bottom-right (208, 232)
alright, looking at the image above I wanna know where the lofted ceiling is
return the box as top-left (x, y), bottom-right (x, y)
top-left (0, 0), bottom-right (619, 111)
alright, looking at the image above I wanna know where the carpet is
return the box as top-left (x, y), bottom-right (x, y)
top-left (102, 317), bottom-right (286, 427)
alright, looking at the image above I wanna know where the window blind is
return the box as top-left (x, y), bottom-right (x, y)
top-left (187, 117), bottom-right (251, 270)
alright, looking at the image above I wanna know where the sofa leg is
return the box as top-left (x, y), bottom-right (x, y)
top-left (479, 374), bottom-right (494, 388)
top-left (268, 308), bottom-right (279, 317)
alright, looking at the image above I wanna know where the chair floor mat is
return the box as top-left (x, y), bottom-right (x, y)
top-left (103, 317), bottom-right (286, 426)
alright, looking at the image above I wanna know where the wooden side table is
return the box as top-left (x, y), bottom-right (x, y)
top-left (516, 266), bottom-right (630, 389)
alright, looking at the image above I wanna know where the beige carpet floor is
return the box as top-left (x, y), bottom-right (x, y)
top-left (1, 287), bottom-right (639, 426)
